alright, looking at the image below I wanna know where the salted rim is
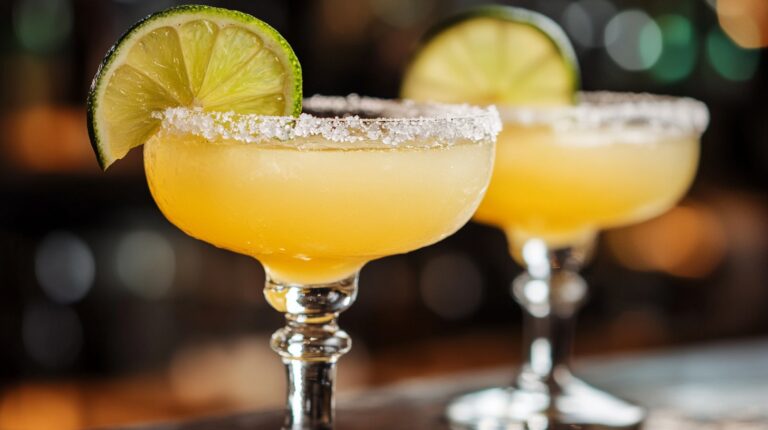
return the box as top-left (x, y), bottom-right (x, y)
top-left (498, 92), bottom-right (709, 136)
top-left (158, 94), bottom-right (502, 146)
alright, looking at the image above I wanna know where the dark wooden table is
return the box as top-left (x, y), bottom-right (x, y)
top-left (103, 340), bottom-right (768, 429)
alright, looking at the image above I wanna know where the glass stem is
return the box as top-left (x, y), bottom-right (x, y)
top-left (511, 238), bottom-right (593, 395)
top-left (264, 272), bottom-right (358, 430)
top-left (283, 360), bottom-right (336, 430)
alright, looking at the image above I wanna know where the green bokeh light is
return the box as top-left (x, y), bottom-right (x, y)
top-left (650, 15), bottom-right (698, 83)
top-left (639, 19), bottom-right (663, 69)
top-left (605, 10), bottom-right (662, 71)
top-left (706, 28), bottom-right (760, 81)
top-left (13, 0), bottom-right (73, 54)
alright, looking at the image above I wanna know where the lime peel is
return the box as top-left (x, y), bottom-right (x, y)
top-left (87, 5), bottom-right (302, 170)
top-left (401, 5), bottom-right (580, 107)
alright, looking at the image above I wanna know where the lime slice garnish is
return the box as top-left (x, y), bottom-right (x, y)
top-left (87, 5), bottom-right (302, 170)
top-left (401, 6), bottom-right (579, 106)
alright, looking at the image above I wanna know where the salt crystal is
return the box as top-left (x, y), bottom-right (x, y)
top-left (159, 95), bottom-right (502, 147)
top-left (498, 92), bottom-right (708, 144)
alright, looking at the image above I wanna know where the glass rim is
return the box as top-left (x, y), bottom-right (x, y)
top-left (158, 94), bottom-right (502, 146)
top-left (496, 91), bottom-right (709, 136)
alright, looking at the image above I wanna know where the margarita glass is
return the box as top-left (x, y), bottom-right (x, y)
top-left (447, 92), bottom-right (709, 429)
top-left (146, 95), bottom-right (500, 429)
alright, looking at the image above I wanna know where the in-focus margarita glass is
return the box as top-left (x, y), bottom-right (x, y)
top-left (447, 92), bottom-right (709, 429)
top-left (145, 95), bottom-right (500, 429)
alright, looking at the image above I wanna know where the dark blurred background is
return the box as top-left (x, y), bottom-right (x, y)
top-left (0, 0), bottom-right (766, 428)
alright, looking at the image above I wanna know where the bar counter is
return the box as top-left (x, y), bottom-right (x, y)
top-left (102, 340), bottom-right (768, 430)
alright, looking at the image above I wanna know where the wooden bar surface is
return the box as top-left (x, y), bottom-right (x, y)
top-left (101, 340), bottom-right (768, 430)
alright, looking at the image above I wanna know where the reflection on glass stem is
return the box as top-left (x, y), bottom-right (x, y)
top-left (500, 237), bottom-right (646, 428)
top-left (264, 272), bottom-right (358, 430)
top-left (513, 238), bottom-right (591, 394)
top-left (445, 237), bottom-right (645, 428)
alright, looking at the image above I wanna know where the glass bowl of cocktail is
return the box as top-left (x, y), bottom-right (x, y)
top-left (86, 6), bottom-right (501, 428)
top-left (450, 93), bottom-right (707, 429)
top-left (148, 94), bottom-right (499, 428)
top-left (402, 6), bottom-right (709, 430)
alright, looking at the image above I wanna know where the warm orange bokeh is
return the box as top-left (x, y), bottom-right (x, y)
top-left (606, 203), bottom-right (727, 279)
top-left (0, 383), bottom-right (83, 430)
top-left (2, 105), bottom-right (99, 174)
top-left (717, 0), bottom-right (768, 48)
top-left (0, 376), bottom-right (210, 430)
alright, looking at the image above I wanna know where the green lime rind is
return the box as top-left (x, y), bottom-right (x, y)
top-left (87, 4), bottom-right (302, 170)
top-left (401, 5), bottom-right (580, 105)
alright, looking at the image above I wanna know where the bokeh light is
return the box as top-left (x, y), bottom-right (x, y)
top-left (561, 0), bottom-right (616, 50)
top-left (169, 337), bottom-right (283, 407)
top-left (706, 28), bottom-right (761, 81)
top-left (419, 252), bottom-right (483, 320)
top-left (638, 20), bottom-right (664, 73)
top-left (12, 0), bottom-right (73, 53)
top-left (605, 10), bottom-right (662, 71)
top-left (606, 205), bottom-right (727, 279)
top-left (580, 0), bottom-right (616, 46)
top-left (22, 302), bottom-right (83, 369)
top-left (35, 231), bottom-right (95, 304)
top-left (0, 384), bottom-right (82, 430)
top-left (2, 106), bottom-right (94, 173)
top-left (562, 2), bottom-right (594, 49)
top-left (650, 15), bottom-right (698, 83)
top-left (717, 0), bottom-right (768, 48)
top-left (115, 230), bottom-right (176, 299)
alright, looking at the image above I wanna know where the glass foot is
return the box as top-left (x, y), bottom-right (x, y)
top-left (446, 377), bottom-right (645, 430)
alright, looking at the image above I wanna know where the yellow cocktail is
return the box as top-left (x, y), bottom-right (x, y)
top-left (399, 3), bottom-right (710, 428)
top-left (446, 93), bottom-right (709, 429)
top-left (145, 129), bottom-right (494, 284)
top-left (475, 120), bottom-right (700, 249)
top-left (144, 95), bottom-right (499, 430)
top-left (83, 3), bottom-right (498, 425)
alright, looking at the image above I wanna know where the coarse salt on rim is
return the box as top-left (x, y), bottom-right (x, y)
top-left (497, 92), bottom-right (709, 137)
top-left (157, 94), bottom-right (502, 147)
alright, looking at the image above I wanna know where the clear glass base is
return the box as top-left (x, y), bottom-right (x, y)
top-left (446, 375), bottom-right (645, 430)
